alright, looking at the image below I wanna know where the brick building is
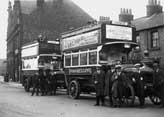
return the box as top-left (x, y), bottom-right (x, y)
top-left (7, 0), bottom-right (93, 82)
top-left (0, 59), bottom-right (7, 76)
top-left (119, 0), bottom-right (164, 68)
top-left (132, 0), bottom-right (164, 68)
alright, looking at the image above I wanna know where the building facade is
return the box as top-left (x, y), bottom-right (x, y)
top-left (132, 0), bottom-right (164, 68)
top-left (0, 59), bottom-right (7, 76)
top-left (119, 0), bottom-right (164, 68)
top-left (7, 0), bottom-right (93, 82)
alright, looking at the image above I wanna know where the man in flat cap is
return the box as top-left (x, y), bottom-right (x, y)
top-left (111, 65), bottom-right (126, 107)
top-left (93, 66), bottom-right (106, 106)
top-left (153, 61), bottom-right (164, 107)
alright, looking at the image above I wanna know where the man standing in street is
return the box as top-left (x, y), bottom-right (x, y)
top-left (105, 66), bottom-right (113, 106)
top-left (45, 69), bottom-right (51, 95)
top-left (111, 65), bottom-right (125, 107)
top-left (50, 73), bottom-right (57, 95)
top-left (93, 66), bottom-right (105, 106)
top-left (31, 72), bottom-right (40, 96)
top-left (134, 63), bottom-right (145, 106)
top-left (39, 69), bottom-right (46, 96)
top-left (153, 62), bottom-right (164, 108)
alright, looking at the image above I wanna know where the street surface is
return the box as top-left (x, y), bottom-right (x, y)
top-left (0, 76), bottom-right (164, 117)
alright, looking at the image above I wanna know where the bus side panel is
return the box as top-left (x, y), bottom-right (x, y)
top-left (64, 67), bottom-right (96, 92)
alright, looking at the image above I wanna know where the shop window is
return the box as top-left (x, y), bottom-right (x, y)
top-left (89, 51), bottom-right (97, 65)
top-left (65, 55), bottom-right (71, 66)
top-left (80, 53), bottom-right (87, 65)
top-left (151, 31), bottom-right (159, 48)
top-left (72, 54), bottom-right (79, 66)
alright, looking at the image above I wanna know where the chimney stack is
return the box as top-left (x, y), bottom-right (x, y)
top-left (119, 8), bottom-right (133, 23)
top-left (146, 0), bottom-right (163, 16)
top-left (99, 16), bottom-right (110, 23)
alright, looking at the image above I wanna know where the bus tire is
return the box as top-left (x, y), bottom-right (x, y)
top-left (149, 95), bottom-right (161, 105)
top-left (69, 80), bottom-right (80, 99)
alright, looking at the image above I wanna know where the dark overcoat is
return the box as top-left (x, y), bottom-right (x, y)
top-left (93, 70), bottom-right (105, 96)
top-left (104, 70), bottom-right (113, 96)
top-left (153, 69), bottom-right (164, 87)
top-left (153, 69), bottom-right (164, 106)
top-left (133, 71), bottom-right (144, 97)
top-left (32, 74), bottom-right (40, 87)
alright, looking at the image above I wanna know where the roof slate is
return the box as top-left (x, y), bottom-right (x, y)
top-left (18, 0), bottom-right (93, 44)
top-left (131, 12), bottom-right (164, 31)
top-left (20, 0), bottom-right (37, 14)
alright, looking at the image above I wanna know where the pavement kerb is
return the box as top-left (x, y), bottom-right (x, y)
top-left (0, 81), bottom-right (23, 88)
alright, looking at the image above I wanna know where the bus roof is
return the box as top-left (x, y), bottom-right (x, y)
top-left (39, 54), bottom-right (62, 57)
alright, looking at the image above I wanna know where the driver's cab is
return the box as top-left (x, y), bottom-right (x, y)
top-left (99, 42), bottom-right (138, 66)
top-left (38, 54), bottom-right (62, 72)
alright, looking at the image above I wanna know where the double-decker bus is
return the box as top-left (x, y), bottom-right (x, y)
top-left (21, 40), bottom-right (65, 92)
top-left (60, 22), bottom-right (138, 99)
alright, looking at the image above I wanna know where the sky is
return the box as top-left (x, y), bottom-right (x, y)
top-left (0, 0), bottom-right (164, 59)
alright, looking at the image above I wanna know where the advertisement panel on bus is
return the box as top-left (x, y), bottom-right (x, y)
top-left (61, 30), bottom-right (100, 51)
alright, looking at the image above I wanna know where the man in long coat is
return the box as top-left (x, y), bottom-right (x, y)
top-left (105, 66), bottom-right (113, 106)
top-left (38, 69), bottom-right (46, 96)
top-left (153, 62), bottom-right (164, 107)
top-left (45, 69), bottom-right (52, 95)
top-left (93, 67), bottom-right (105, 106)
top-left (134, 63), bottom-right (145, 106)
top-left (111, 65), bottom-right (126, 107)
top-left (31, 73), bottom-right (40, 96)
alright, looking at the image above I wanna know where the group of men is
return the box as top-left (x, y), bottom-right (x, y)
top-left (92, 65), bottom-right (113, 106)
top-left (31, 69), bottom-right (57, 96)
top-left (92, 62), bottom-right (164, 108)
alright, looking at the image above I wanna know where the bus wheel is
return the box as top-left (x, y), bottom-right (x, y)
top-left (69, 80), bottom-right (80, 99)
top-left (149, 95), bottom-right (161, 105)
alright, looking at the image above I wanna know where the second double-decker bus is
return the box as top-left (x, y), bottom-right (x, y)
top-left (21, 40), bottom-right (65, 92)
top-left (60, 21), bottom-right (138, 99)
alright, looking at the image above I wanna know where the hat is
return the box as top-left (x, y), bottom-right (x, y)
top-left (134, 63), bottom-right (141, 67)
top-left (96, 67), bottom-right (100, 70)
top-left (153, 62), bottom-right (159, 66)
top-left (115, 65), bottom-right (121, 69)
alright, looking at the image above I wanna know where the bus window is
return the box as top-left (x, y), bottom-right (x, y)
top-left (38, 56), bottom-right (62, 70)
top-left (80, 53), bottom-right (87, 65)
top-left (65, 55), bottom-right (71, 66)
top-left (89, 51), bottom-right (97, 65)
top-left (23, 57), bottom-right (38, 70)
top-left (99, 52), bottom-right (107, 61)
top-left (72, 54), bottom-right (79, 66)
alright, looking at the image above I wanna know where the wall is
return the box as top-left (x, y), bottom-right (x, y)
top-left (0, 59), bottom-right (7, 75)
top-left (138, 27), bottom-right (164, 68)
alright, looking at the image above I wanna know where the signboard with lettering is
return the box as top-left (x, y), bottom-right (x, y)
top-left (106, 25), bottom-right (132, 41)
top-left (61, 30), bottom-right (99, 51)
top-left (22, 46), bottom-right (38, 57)
top-left (69, 68), bottom-right (92, 75)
